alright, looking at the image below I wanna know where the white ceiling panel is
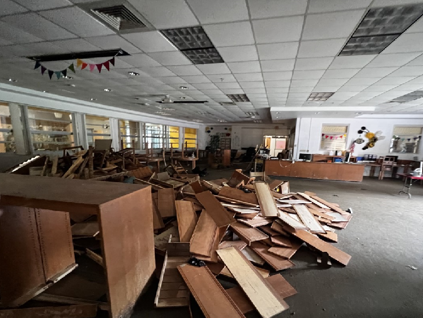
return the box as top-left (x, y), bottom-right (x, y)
top-left (234, 72), bottom-right (263, 81)
top-left (148, 51), bottom-right (191, 66)
top-left (260, 59), bottom-right (295, 71)
top-left (204, 22), bottom-right (255, 47)
top-left (122, 31), bottom-right (176, 53)
top-left (297, 39), bottom-right (345, 58)
top-left (217, 45), bottom-right (258, 62)
top-left (207, 74), bottom-right (236, 82)
top-left (329, 55), bottom-right (376, 69)
top-left (322, 69), bottom-right (361, 78)
top-left (52, 38), bottom-right (100, 52)
top-left (294, 57), bottom-right (334, 70)
top-left (0, 0), bottom-right (28, 16)
top-left (252, 16), bottom-right (304, 44)
top-left (405, 16), bottom-right (423, 34)
top-left (307, 0), bottom-right (372, 13)
top-left (1, 12), bottom-right (77, 41)
top-left (197, 63), bottom-right (231, 74)
top-left (290, 79), bottom-right (319, 87)
top-left (40, 6), bottom-right (114, 37)
top-left (262, 72), bottom-right (291, 81)
top-left (289, 86), bottom-right (314, 93)
top-left (85, 35), bottom-right (141, 54)
top-left (0, 21), bottom-right (43, 44)
top-left (227, 61), bottom-right (261, 73)
top-left (375, 77), bottom-right (415, 85)
top-left (120, 54), bottom-right (161, 68)
top-left (302, 10), bottom-right (365, 40)
top-left (354, 67), bottom-right (398, 78)
top-left (192, 83), bottom-right (218, 90)
top-left (248, 0), bottom-right (307, 19)
top-left (257, 42), bottom-right (299, 60)
top-left (382, 33), bottom-right (423, 54)
top-left (292, 70), bottom-right (326, 79)
top-left (166, 65), bottom-right (202, 76)
top-left (346, 77), bottom-right (381, 86)
top-left (181, 75), bottom-right (211, 83)
top-left (366, 53), bottom-right (422, 68)
top-left (266, 87), bottom-right (289, 93)
top-left (265, 81), bottom-right (290, 88)
top-left (128, 0), bottom-right (198, 29)
top-left (14, 0), bottom-right (73, 10)
top-left (186, 0), bottom-right (248, 24)
top-left (239, 81), bottom-right (264, 88)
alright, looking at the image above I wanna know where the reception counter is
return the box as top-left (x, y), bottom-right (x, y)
top-left (265, 160), bottom-right (365, 182)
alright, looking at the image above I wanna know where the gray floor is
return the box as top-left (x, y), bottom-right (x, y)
top-left (133, 169), bottom-right (423, 318)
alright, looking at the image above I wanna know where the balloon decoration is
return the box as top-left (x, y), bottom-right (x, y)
top-left (356, 126), bottom-right (385, 150)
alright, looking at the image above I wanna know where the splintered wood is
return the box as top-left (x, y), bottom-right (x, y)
top-left (150, 169), bottom-right (354, 317)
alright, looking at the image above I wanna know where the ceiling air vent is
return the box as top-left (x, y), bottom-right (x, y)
top-left (220, 102), bottom-right (236, 106)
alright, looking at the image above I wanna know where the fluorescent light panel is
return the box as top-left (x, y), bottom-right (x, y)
top-left (227, 94), bottom-right (250, 102)
top-left (308, 92), bottom-right (334, 101)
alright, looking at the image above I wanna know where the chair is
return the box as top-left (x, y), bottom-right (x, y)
top-left (379, 156), bottom-right (395, 180)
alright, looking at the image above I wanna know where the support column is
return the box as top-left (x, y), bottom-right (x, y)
top-left (8, 103), bottom-right (28, 155)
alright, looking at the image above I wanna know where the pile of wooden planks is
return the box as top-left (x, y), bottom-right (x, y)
top-left (153, 169), bottom-right (353, 317)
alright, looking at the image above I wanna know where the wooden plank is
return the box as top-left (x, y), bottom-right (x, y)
top-left (220, 265), bottom-right (269, 279)
top-left (281, 182), bottom-right (290, 194)
top-left (158, 188), bottom-right (176, 218)
top-left (216, 195), bottom-right (258, 207)
top-left (318, 231), bottom-right (338, 243)
top-left (228, 169), bottom-right (252, 187)
top-left (287, 229), bottom-right (351, 266)
top-left (297, 192), bottom-right (330, 209)
top-left (241, 246), bottom-right (265, 265)
top-left (51, 156), bottom-right (59, 175)
top-left (62, 156), bottom-right (84, 179)
top-left (254, 182), bottom-right (279, 217)
top-left (237, 216), bottom-right (271, 228)
top-left (268, 239), bottom-right (303, 259)
top-left (217, 247), bottom-right (289, 318)
top-left (33, 294), bottom-right (109, 311)
top-left (178, 264), bottom-right (245, 318)
top-left (71, 222), bottom-right (99, 237)
top-left (250, 242), bottom-right (295, 271)
top-left (312, 195), bottom-right (345, 214)
top-left (190, 210), bottom-right (217, 257)
top-left (195, 191), bottom-right (235, 228)
top-left (219, 187), bottom-right (258, 205)
top-left (219, 240), bottom-right (247, 251)
top-left (227, 274), bottom-right (297, 314)
top-left (277, 211), bottom-right (308, 230)
top-left (152, 193), bottom-right (165, 230)
top-left (0, 305), bottom-right (97, 318)
top-left (270, 236), bottom-right (292, 247)
top-left (85, 248), bottom-right (104, 267)
top-left (269, 222), bottom-right (290, 237)
top-left (230, 222), bottom-right (268, 245)
top-left (293, 205), bottom-right (326, 234)
top-left (175, 200), bottom-right (197, 242)
top-left (40, 157), bottom-right (49, 176)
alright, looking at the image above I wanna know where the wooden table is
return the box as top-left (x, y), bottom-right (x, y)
top-left (172, 157), bottom-right (198, 169)
top-left (397, 173), bottom-right (423, 199)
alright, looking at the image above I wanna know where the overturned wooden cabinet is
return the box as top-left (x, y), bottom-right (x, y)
top-left (0, 174), bottom-right (155, 318)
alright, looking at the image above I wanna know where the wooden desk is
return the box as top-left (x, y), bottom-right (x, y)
top-left (172, 156), bottom-right (198, 169)
top-left (265, 160), bottom-right (364, 182)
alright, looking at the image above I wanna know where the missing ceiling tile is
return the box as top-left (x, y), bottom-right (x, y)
top-left (308, 92), bottom-right (334, 101)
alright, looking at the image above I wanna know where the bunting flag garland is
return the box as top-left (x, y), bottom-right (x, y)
top-left (96, 63), bottom-right (102, 73)
top-left (81, 63), bottom-right (88, 70)
top-left (48, 70), bottom-right (54, 80)
top-left (76, 56), bottom-right (116, 73)
top-left (34, 61), bottom-right (77, 80)
top-left (89, 64), bottom-right (96, 72)
top-left (41, 66), bottom-right (47, 75)
top-left (322, 134), bottom-right (345, 140)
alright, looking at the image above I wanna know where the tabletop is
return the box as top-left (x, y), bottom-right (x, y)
top-left (397, 173), bottom-right (423, 180)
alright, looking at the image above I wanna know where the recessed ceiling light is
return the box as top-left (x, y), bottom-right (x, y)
top-left (315, 112), bottom-right (320, 114)
top-left (42, 90), bottom-right (47, 93)
top-left (308, 92), bottom-right (334, 101)
top-left (179, 86), bottom-right (188, 90)
top-left (161, 26), bottom-right (213, 50)
top-left (276, 117), bottom-right (279, 119)
top-left (179, 96), bottom-right (186, 100)
top-left (104, 88), bottom-right (112, 92)
top-left (355, 112), bottom-right (362, 115)
top-left (245, 111), bottom-right (259, 117)
top-left (218, 119), bottom-right (227, 122)
top-left (63, 75), bottom-right (73, 80)
top-left (228, 94), bottom-right (250, 103)
top-left (90, 98), bottom-right (97, 101)
top-left (128, 71), bottom-right (140, 76)
top-left (8, 78), bottom-right (17, 82)
top-left (68, 84), bottom-right (76, 87)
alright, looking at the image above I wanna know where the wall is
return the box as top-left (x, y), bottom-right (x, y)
top-left (295, 117), bottom-right (423, 160)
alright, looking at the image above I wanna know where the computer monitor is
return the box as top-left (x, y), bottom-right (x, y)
top-left (299, 153), bottom-right (312, 162)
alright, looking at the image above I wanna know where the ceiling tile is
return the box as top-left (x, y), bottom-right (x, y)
top-left (122, 31), bottom-right (177, 53)
top-left (167, 65), bottom-right (202, 76)
top-left (290, 79), bottom-right (319, 87)
top-left (371, 0), bottom-right (423, 7)
top-left (192, 83), bottom-right (218, 90)
top-left (217, 45), bottom-right (258, 62)
top-left (128, 0), bottom-right (198, 29)
top-left (346, 77), bottom-right (381, 86)
top-left (260, 59), bottom-right (295, 72)
top-left (297, 39), bottom-right (345, 58)
top-left (375, 77), bottom-right (415, 85)
top-left (215, 82), bottom-right (240, 89)
top-left (197, 63), bottom-right (231, 74)
top-left (149, 51), bottom-right (191, 66)
top-left (366, 53), bottom-right (421, 67)
top-left (252, 16), bottom-right (304, 44)
top-left (0, 21), bottom-right (43, 44)
top-left (157, 77), bottom-right (187, 84)
top-left (0, 38), bottom-right (13, 46)
top-left (234, 73), bottom-right (263, 81)
top-left (2, 42), bottom-right (70, 56)
top-left (1, 12), bottom-right (77, 41)
top-left (405, 16), bottom-right (423, 34)
top-left (389, 66), bottom-right (423, 77)
top-left (207, 74), bottom-right (236, 82)
top-left (322, 69), bottom-right (361, 78)
top-left (292, 70), bottom-right (326, 79)
top-left (382, 33), bottom-right (423, 54)
top-left (354, 67), bottom-right (397, 78)
top-left (361, 85), bottom-right (398, 92)
top-left (317, 78), bottom-right (350, 87)
top-left (14, 0), bottom-right (72, 10)
top-left (257, 42), bottom-right (299, 60)
top-left (239, 81), bottom-right (264, 88)
top-left (337, 85), bottom-right (368, 92)
top-left (262, 72), bottom-right (292, 81)
top-left (186, 0), bottom-right (248, 24)
top-left (289, 86), bottom-right (314, 93)
top-left (181, 75), bottom-right (211, 83)
top-left (302, 10), bottom-right (365, 40)
top-left (40, 6), bottom-right (114, 37)
top-left (221, 88), bottom-right (245, 94)
top-left (120, 54), bottom-right (161, 67)
top-left (248, 0), bottom-right (307, 19)
top-left (227, 61), bottom-right (261, 73)
top-left (85, 35), bottom-right (141, 54)
top-left (0, 0), bottom-right (28, 17)
top-left (329, 55), bottom-right (376, 69)
top-left (203, 22), bottom-right (255, 47)
top-left (308, 0), bottom-right (372, 13)
top-left (265, 81), bottom-right (290, 88)
top-left (266, 87), bottom-right (289, 93)
top-left (294, 57), bottom-right (333, 70)
top-left (52, 38), bottom-right (100, 52)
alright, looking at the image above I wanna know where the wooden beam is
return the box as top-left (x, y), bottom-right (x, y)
top-left (158, 188), bottom-right (176, 217)
top-left (250, 242), bottom-right (295, 271)
top-left (277, 211), bottom-right (308, 230)
top-left (190, 211), bottom-right (217, 257)
top-left (195, 191), bottom-right (235, 228)
top-left (219, 187), bottom-right (258, 205)
top-left (217, 247), bottom-right (289, 318)
top-left (0, 305), bottom-right (97, 318)
top-left (254, 182), bottom-right (279, 217)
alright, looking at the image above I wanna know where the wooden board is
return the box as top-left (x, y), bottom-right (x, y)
top-left (254, 182), bottom-right (279, 217)
top-left (152, 193), bottom-right (165, 230)
top-left (318, 231), bottom-right (338, 243)
top-left (250, 242), bottom-right (295, 271)
top-left (270, 236), bottom-right (292, 247)
top-left (312, 195), bottom-right (345, 214)
top-left (190, 210), bottom-right (217, 257)
top-left (259, 225), bottom-right (280, 236)
top-left (268, 239), bottom-right (303, 259)
top-left (227, 274), bottom-right (297, 314)
top-left (178, 264), bottom-right (245, 318)
top-left (195, 191), bottom-right (235, 228)
top-left (0, 305), bottom-right (97, 318)
top-left (270, 222), bottom-right (290, 237)
top-left (288, 229), bottom-right (351, 266)
top-left (277, 211), bottom-right (308, 230)
top-left (293, 205), bottom-right (326, 234)
top-left (230, 222), bottom-right (268, 245)
top-left (219, 240), bottom-right (247, 251)
top-left (216, 195), bottom-right (258, 207)
top-left (158, 188), bottom-right (176, 218)
top-left (219, 187), bottom-right (258, 205)
top-left (217, 247), bottom-right (289, 318)
top-left (228, 169), bottom-right (252, 187)
top-left (71, 222), bottom-right (99, 237)
top-left (297, 192), bottom-right (330, 209)
top-left (241, 246), bottom-right (265, 266)
top-left (237, 216), bottom-right (272, 228)
top-left (175, 201), bottom-right (197, 242)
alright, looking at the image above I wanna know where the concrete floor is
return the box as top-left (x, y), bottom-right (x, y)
top-left (132, 168), bottom-right (423, 318)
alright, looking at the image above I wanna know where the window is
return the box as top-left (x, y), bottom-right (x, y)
top-left (27, 107), bottom-right (74, 152)
top-left (320, 125), bottom-right (348, 151)
top-left (144, 123), bottom-right (164, 149)
top-left (0, 103), bottom-right (14, 153)
top-left (119, 120), bottom-right (140, 150)
top-left (167, 126), bottom-right (180, 149)
top-left (390, 127), bottom-right (422, 154)
top-left (184, 128), bottom-right (197, 149)
top-left (86, 115), bottom-right (111, 147)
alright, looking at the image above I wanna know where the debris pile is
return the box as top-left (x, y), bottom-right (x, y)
top-left (153, 169), bottom-right (352, 316)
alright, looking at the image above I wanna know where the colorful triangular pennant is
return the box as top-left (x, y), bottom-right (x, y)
top-left (61, 69), bottom-right (67, 78)
top-left (41, 66), bottom-right (46, 75)
top-left (55, 71), bottom-right (62, 79)
top-left (103, 60), bottom-right (110, 71)
top-left (34, 61), bottom-right (41, 69)
top-left (81, 63), bottom-right (88, 70)
top-left (89, 64), bottom-right (95, 72)
top-left (68, 63), bottom-right (75, 73)
top-left (96, 63), bottom-right (102, 73)
top-left (109, 57), bottom-right (115, 66)
top-left (76, 59), bottom-right (83, 68)
top-left (48, 70), bottom-right (54, 80)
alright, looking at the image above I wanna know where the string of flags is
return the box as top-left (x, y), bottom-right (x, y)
top-left (33, 56), bottom-right (116, 80)
top-left (321, 134), bottom-right (347, 140)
